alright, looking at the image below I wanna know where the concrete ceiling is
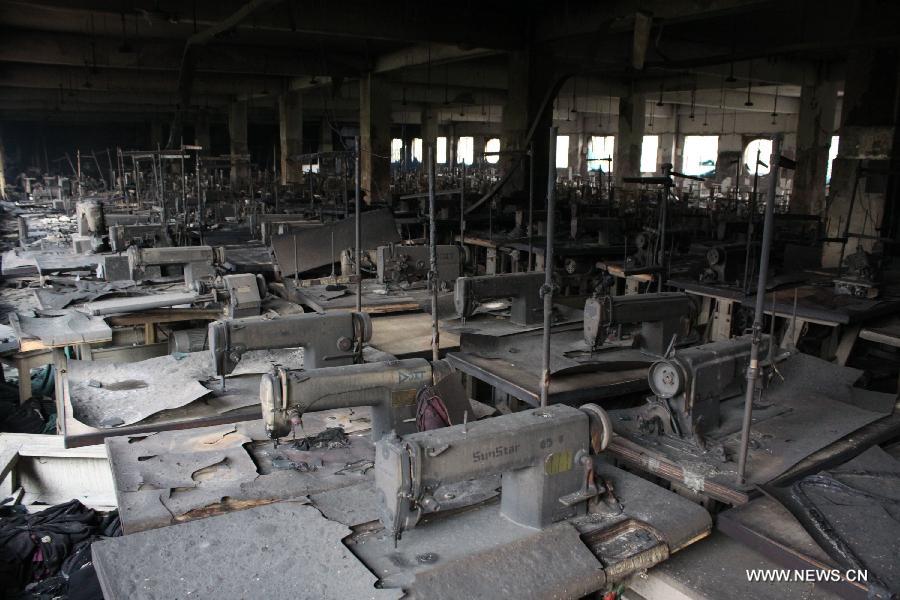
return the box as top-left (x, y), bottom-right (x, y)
top-left (0, 0), bottom-right (893, 127)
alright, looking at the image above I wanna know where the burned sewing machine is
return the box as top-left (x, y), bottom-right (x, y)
top-left (698, 243), bottom-right (751, 286)
top-left (260, 358), bottom-right (454, 441)
top-left (834, 248), bottom-right (883, 298)
top-left (638, 334), bottom-right (768, 446)
top-left (583, 292), bottom-right (695, 355)
top-left (376, 244), bottom-right (463, 289)
top-left (453, 272), bottom-right (545, 326)
top-left (101, 244), bottom-right (226, 284)
top-left (209, 310), bottom-right (372, 382)
top-left (375, 403), bottom-right (613, 543)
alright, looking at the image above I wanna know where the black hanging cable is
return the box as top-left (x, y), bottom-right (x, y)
top-left (745, 62), bottom-right (754, 107)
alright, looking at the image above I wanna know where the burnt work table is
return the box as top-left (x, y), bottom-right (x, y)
top-left (668, 278), bottom-right (900, 365)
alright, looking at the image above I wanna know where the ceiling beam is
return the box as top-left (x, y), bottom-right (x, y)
top-left (0, 0), bottom-right (523, 49)
top-left (0, 29), bottom-right (367, 77)
top-left (0, 63), bottom-right (281, 97)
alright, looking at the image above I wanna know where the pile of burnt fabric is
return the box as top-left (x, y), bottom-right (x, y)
top-left (0, 500), bottom-right (121, 600)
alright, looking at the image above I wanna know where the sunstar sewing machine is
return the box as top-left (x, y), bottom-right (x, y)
top-left (376, 403), bottom-right (613, 542)
top-left (345, 403), bottom-right (712, 597)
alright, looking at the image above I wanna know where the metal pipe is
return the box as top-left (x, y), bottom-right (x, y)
top-left (527, 143), bottom-right (535, 271)
top-left (429, 144), bottom-right (440, 366)
top-left (355, 136), bottom-right (362, 312)
top-left (76, 149), bottom-right (82, 200)
top-left (742, 147), bottom-right (762, 294)
top-left (459, 161), bottom-right (466, 244)
top-left (737, 133), bottom-right (782, 484)
top-left (540, 127), bottom-right (557, 407)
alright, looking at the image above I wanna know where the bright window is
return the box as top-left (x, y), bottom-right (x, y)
top-left (485, 138), bottom-right (500, 164)
top-left (436, 136), bottom-right (447, 164)
top-left (682, 135), bottom-right (718, 177)
top-left (301, 163), bottom-right (320, 174)
top-left (744, 138), bottom-right (772, 176)
top-left (641, 135), bottom-right (659, 173)
top-left (556, 135), bottom-right (570, 168)
top-left (457, 137), bottom-right (474, 165)
top-left (587, 135), bottom-right (614, 172)
top-left (390, 138), bottom-right (403, 163)
top-left (826, 135), bottom-right (840, 183)
top-left (411, 138), bottom-right (423, 163)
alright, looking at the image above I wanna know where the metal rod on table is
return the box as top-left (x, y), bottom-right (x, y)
top-left (527, 143), bottom-right (535, 271)
top-left (428, 144), bottom-right (440, 366)
top-left (355, 137), bottom-right (362, 313)
top-left (539, 128), bottom-right (557, 407)
top-left (459, 162), bottom-right (466, 245)
top-left (76, 149), bottom-right (82, 200)
top-left (737, 133), bottom-right (782, 484)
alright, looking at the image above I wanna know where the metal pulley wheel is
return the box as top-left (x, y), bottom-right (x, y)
top-left (648, 360), bottom-right (684, 398)
top-left (580, 403), bottom-right (612, 454)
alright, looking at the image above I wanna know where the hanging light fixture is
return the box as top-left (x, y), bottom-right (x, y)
top-left (689, 85), bottom-right (696, 120)
top-left (744, 62), bottom-right (754, 107)
top-left (726, 62), bottom-right (737, 83)
top-left (770, 86), bottom-right (779, 125)
top-left (656, 82), bottom-right (664, 107)
top-left (570, 77), bottom-right (578, 115)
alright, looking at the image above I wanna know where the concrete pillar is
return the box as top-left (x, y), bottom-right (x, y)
top-left (501, 50), bottom-right (555, 194)
top-left (278, 91), bottom-right (303, 185)
top-left (447, 124), bottom-right (457, 168)
top-left (320, 117), bottom-right (334, 153)
top-left (615, 94), bottom-right (646, 185)
top-left (473, 136), bottom-right (486, 166)
top-left (359, 73), bottom-right (392, 203)
top-left (421, 108), bottom-right (439, 154)
top-left (194, 110), bottom-right (211, 153)
top-left (658, 133), bottom-right (676, 171)
top-left (791, 75), bottom-right (838, 215)
top-left (229, 101), bottom-right (249, 187)
top-left (823, 48), bottom-right (900, 266)
top-left (573, 115), bottom-right (588, 179)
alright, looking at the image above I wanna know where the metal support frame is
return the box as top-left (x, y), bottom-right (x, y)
top-left (428, 144), bottom-right (440, 365)
top-left (540, 128), bottom-right (557, 407)
top-left (737, 133), bottom-right (783, 484)
top-left (355, 137), bottom-right (362, 313)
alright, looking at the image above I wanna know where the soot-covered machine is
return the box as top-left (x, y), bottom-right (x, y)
top-left (583, 292), bottom-right (695, 355)
top-left (375, 402), bottom-right (614, 543)
top-left (453, 272), bottom-right (545, 325)
top-left (208, 311), bottom-right (372, 384)
top-left (260, 358), bottom-right (455, 441)
top-left (639, 334), bottom-right (767, 444)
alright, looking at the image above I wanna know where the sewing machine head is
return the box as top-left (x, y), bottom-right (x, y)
top-left (583, 292), bottom-right (695, 355)
top-left (641, 335), bottom-right (768, 444)
top-left (260, 358), bottom-right (443, 441)
top-left (375, 403), bottom-right (612, 543)
top-left (453, 272), bottom-right (545, 325)
top-left (210, 311), bottom-right (371, 377)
